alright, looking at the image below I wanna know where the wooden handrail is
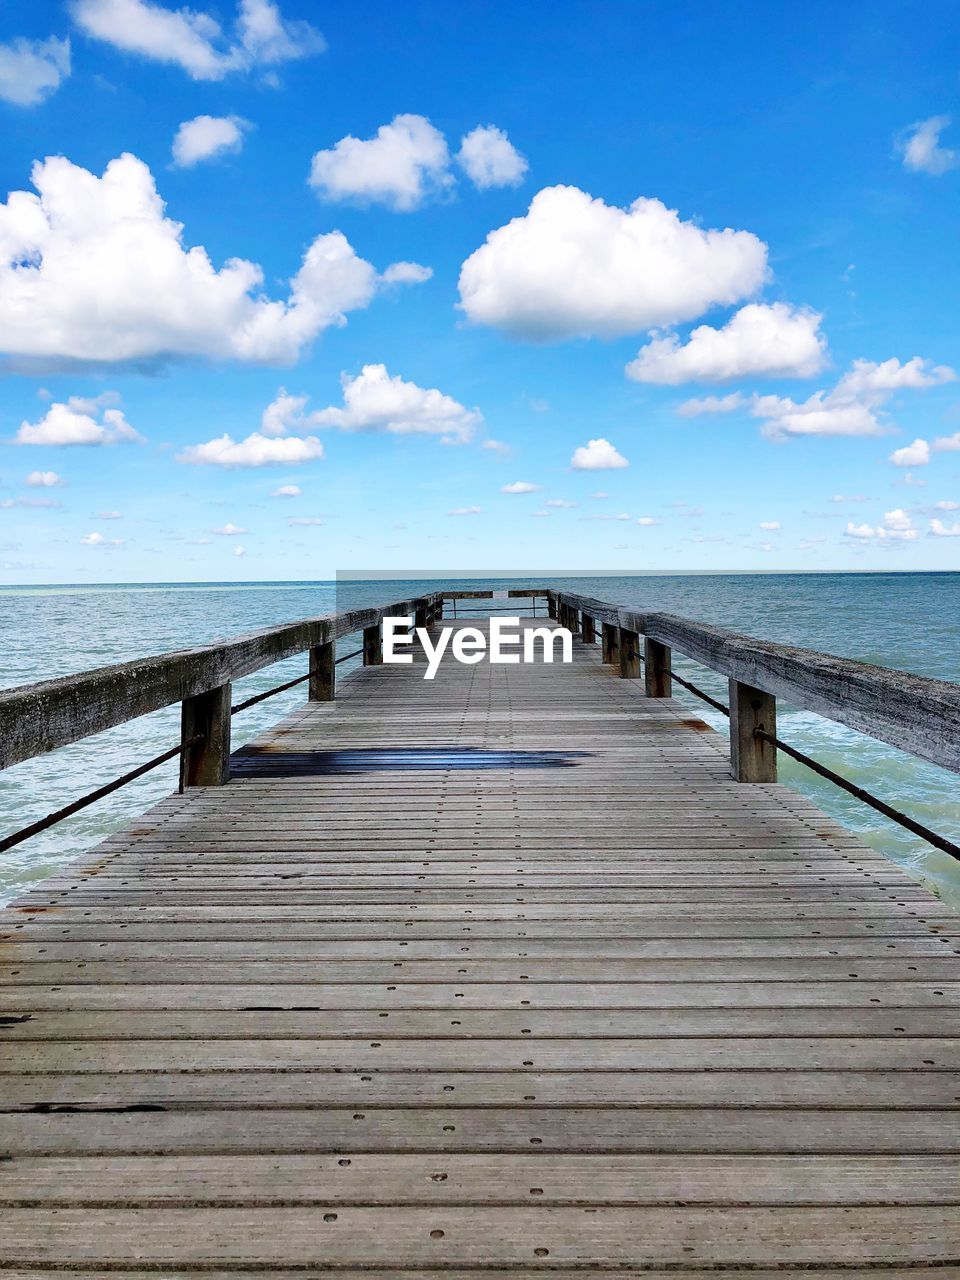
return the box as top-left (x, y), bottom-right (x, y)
top-left (552, 589), bottom-right (960, 776)
top-left (0, 593), bottom-right (441, 771)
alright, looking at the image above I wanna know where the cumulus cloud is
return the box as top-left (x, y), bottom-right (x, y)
top-left (178, 432), bottom-right (324, 468)
top-left (545, 499), bottom-right (577, 508)
top-left (570, 438), bottom-right (629, 470)
top-left (845, 509), bottom-right (918, 541)
top-left (456, 125), bottom-right (527, 189)
top-left (676, 393), bottom-right (746, 418)
top-left (753, 357), bottom-right (954, 441)
top-left (447, 506), bottom-right (483, 515)
top-left (898, 115), bottom-right (958, 175)
top-left (212, 522), bottom-right (247, 535)
top-left (0, 36), bottom-right (70, 106)
top-left (16, 399), bottom-right (142, 446)
top-left (481, 438), bottom-right (511, 454)
top-left (172, 114), bottom-right (249, 167)
top-left (233, 544), bottom-right (246, 556)
top-left (934, 431), bottom-right (960, 452)
top-left (0, 495), bottom-right (61, 510)
top-left (80, 531), bottom-right (124, 547)
top-left (380, 261), bottom-right (433, 285)
top-left (309, 114), bottom-right (452, 211)
top-left (25, 470), bottom-right (65, 486)
top-left (889, 438), bottom-right (930, 467)
top-left (96, 509), bottom-right (122, 518)
top-left (287, 516), bottom-right (323, 526)
top-left (636, 516), bottom-right (659, 526)
top-left (627, 303), bottom-right (826, 385)
top-left (271, 483), bottom-right (300, 497)
top-left (931, 518), bottom-right (960, 537)
top-left (458, 185), bottom-right (768, 340)
top-left (501, 481), bottom-right (540, 493)
top-left (759, 520), bottom-right (780, 530)
top-left (0, 153), bottom-right (383, 367)
top-left (70, 0), bottom-right (323, 80)
top-left (290, 364), bottom-right (481, 444)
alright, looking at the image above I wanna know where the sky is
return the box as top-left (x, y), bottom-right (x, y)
top-left (1, 0), bottom-right (960, 583)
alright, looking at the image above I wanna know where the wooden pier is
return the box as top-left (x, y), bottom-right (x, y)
top-left (1, 590), bottom-right (959, 1273)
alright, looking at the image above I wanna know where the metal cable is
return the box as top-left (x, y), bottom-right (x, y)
top-left (230, 671), bottom-right (311, 714)
top-left (755, 728), bottom-right (960, 862)
top-left (0, 733), bottom-right (204, 855)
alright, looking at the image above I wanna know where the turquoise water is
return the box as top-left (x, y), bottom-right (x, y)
top-left (1, 573), bottom-right (958, 906)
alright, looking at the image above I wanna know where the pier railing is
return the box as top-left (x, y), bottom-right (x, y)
top-left (1, 586), bottom-right (958, 859)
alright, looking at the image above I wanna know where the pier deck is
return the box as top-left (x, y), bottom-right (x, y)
top-left (1, 618), bottom-right (959, 1273)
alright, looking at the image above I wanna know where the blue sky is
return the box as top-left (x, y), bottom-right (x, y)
top-left (2, 0), bottom-right (960, 582)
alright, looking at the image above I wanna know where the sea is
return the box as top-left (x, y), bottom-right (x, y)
top-left (1, 573), bottom-right (958, 907)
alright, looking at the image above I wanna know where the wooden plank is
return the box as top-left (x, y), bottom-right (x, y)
top-left (2, 1153), bottom-right (956, 1206)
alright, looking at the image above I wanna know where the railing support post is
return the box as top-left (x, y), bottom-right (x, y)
top-left (729, 680), bottom-right (777, 782)
top-left (415, 599), bottom-right (429, 629)
top-left (180, 683), bottom-right (231, 787)
top-left (644, 639), bottom-right (672, 697)
top-left (619, 627), bottom-right (642, 679)
top-left (363, 623), bottom-right (383, 666)
top-left (548, 596), bottom-right (557, 620)
top-left (581, 613), bottom-right (596, 644)
top-left (309, 639), bottom-right (335, 701)
top-left (601, 623), bottom-right (620, 666)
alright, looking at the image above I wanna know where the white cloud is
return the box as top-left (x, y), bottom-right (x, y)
top-left (447, 506), bottom-right (483, 516)
top-left (831, 494), bottom-right (866, 503)
top-left (0, 496), bottom-right (61, 510)
top-left (0, 153), bottom-right (382, 366)
top-left (271, 483), bottom-right (300, 497)
top-left (80, 531), bottom-right (124, 547)
top-left (212, 522), bottom-right (247, 535)
top-left (898, 115), bottom-right (957, 175)
top-left (481, 438), bottom-right (511, 454)
top-left (759, 520), bottom-right (780, 530)
top-left (16, 399), bottom-right (142, 446)
top-left (934, 432), bottom-right (960, 452)
top-left (753, 357), bottom-right (954, 441)
top-left (178, 432), bottom-right (324, 468)
top-left (233, 544), bottom-right (246, 556)
top-left (304, 364), bottom-right (481, 444)
top-left (889, 438), bottom-right (930, 467)
top-left (458, 185), bottom-right (768, 340)
top-left (70, 0), bottom-right (323, 80)
top-left (309, 114), bottom-right (452, 211)
top-left (931, 518), bottom-right (960, 537)
top-left (501, 481), bottom-right (540, 494)
top-left (261, 389), bottom-right (308, 436)
top-left (627, 303), bottom-right (826, 385)
top-left (380, 261), bottom-right (433, 285)
top-left (934, 499), bottom-right (959, 510)
top-left (570, 437), bottom-right (629, 470)
top-left (0, 36), bottom-right (70, 106)
top-left (845, 509), bottom-right (918, 541)
top-left (590, 491), bottom-right (609, 499)
top-left (288, 516), bottom-right (323, 526)
top-left (545, 499), bottom-right (577, 508)
top-left (96, 509), bottom-right (122, 518)
top-left (25, 470), bottom-right (65, 487)
top-left (457, 125), bottom-right (527, 189)
top-left (636, 516), bottom-right (659, 526)
top-left (172, 114), bottom-right (249, 167)
top-left (676, 392), bottom-right (746, 418)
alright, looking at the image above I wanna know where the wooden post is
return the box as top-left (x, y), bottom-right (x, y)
top-left (619, 627), bottom-right (641, 679)
top-left (568, 607), bottom-right (581, 637)
top-left (363, 623), bottom-right (383, 666)
top-left (180, 683), bottom-right (231, 787)
top-left (415, 599), bottom-right (429, 629)
top-left (729, 680), bottom-right (777, 782)
top-left (309, 639), bottom-right (335, 701)
top-left (644, 638), bottom-right (672, 697)
top-left (581, 613), bottom-right (596, 644)
top-left (548, 596), bottom-right (557, 619)
top-left (601, 623), bottom-right (620, 667)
